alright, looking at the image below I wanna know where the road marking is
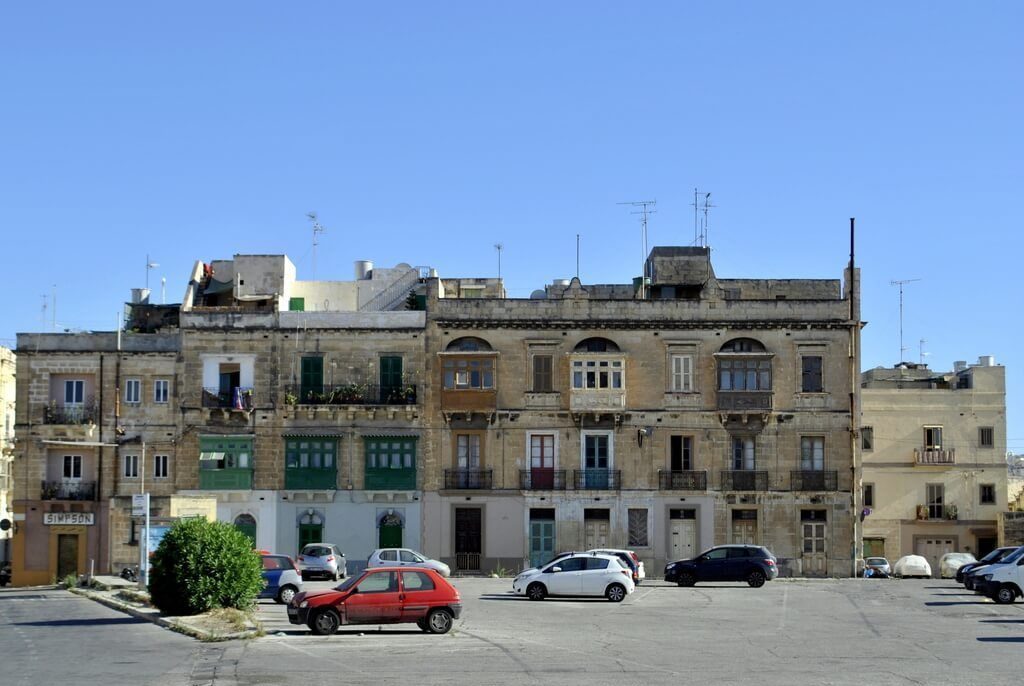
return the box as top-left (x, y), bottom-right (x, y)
top-left (777, 585), bottom-right (789, 631)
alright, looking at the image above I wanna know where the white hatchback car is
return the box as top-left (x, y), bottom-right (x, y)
top-left (893, 554), bottom-right (933, 579)
top-left (367, 548), bottom-right (451, 577)
top-left (513, 553), bottom-right (635, 602)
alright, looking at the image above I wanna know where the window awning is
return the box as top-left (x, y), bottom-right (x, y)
top-left (283, 432), bottom-right (345, 439)
top-left (361, 431), bottom-right (420, 439)
top-left (199, 452), bottom-right (225, 461)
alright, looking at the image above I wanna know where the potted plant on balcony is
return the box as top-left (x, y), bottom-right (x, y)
top-left (916, 504), bottom-right (929, 520)
top-left (284, 392), bottom-right (298, 406)
top-left (945, 505), bottom-right (958, 520)
top-left (339, 383), bottom-right (366, 404)
top-left (400, 384), bottom-right (417, 404)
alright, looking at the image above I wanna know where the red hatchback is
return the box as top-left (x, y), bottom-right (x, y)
top-left (288, 566), bottom-right (462, 635)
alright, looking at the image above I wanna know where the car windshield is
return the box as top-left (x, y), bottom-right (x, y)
top-left (999, 546), bottom-right (1024, 565)
top-left (865, 557), bottom-right (888, 566)
top-left (333, 575), bottom-right (359, 592)
top-left (979, 548), bottom-right (1009, 563)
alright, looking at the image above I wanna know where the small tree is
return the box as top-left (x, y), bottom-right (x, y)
top-left (148, 518), bottom-right (264, 616)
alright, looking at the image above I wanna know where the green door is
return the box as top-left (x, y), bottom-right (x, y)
top-left (379, 523), bottom-right (403, 548)
top-left (380, 356), bottom-right (403, 403)
top-left (57, 534), bottom-right (79, 579)
top-left (298, 523), bottom-right (322, 552)
top-left (529, 519), bottom-right (555, 569)
top-left (234, 514), bottom-right (257, 547)
top-left (300, 357), bottom-right (324, 402)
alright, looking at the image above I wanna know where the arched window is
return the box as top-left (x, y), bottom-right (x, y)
top-left (719, 338), bottom-right (766, 354)
top-left (233, 513), bottom-right (257, 546)
top-left (446, 337), bottom-right (493, 352)
top-left (442, 337), bottom-right (495, 390)
top-left (573, 338), bottom-right (620, 353)
top-left (717, 339), bottom-right (772, 391)
top-left (571, 338), bottom-right (624, 390)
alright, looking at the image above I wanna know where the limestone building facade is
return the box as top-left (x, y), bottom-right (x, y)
top-left (1, 346), bottom-right (15, 564)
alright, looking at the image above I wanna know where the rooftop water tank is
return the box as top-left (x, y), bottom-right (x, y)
top-left (978, 355), bottom-right (996, 367)
top-left (354, 260), bottom-right (373, 280)
top-left (131, 288), bottom-right (151, 304)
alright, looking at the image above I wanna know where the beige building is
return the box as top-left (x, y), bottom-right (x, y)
top-left (860, 357), bottom-right (1008, 574)
top-left (1, 346), bottom-right (15, 564)
top-left (422, 247), bottom-right (861, 577)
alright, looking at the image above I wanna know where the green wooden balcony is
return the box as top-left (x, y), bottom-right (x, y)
top-left (365, 467), bottom-right (417, 490)
top-left (199, 468), bottom-right (254, 490)
top-left (285, 468), bottom-right (338, 490)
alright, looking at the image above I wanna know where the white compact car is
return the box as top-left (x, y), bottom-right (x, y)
top-left (367, 548), bottom-right (451, 577)
top-left (893, 554), bottom-right (933, 579)
top-left (939, 552), bottom-right (976, 579)
top-left (587, 548), bottom-right (646, 584)
top-left (512, 552), bottom-right (635, 602)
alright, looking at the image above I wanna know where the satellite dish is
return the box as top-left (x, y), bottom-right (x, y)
top-left (530, 290), bottom-right (547, 300)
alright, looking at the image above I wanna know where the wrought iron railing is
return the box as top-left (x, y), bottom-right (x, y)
top-left (41, 480), bottom-right (96, 501)
top-left (201, 387), bottom-right (254, 410)
top-left (43, 404), bottom-right (98, 425)
top-left (285, 383), bottom-right (418, 406)
top-left (658, 470), bottom-right (708, 490)
top-left (455, 552), bottom-right (481, 571)
top-left (720, 470), bottom-right (768, 491)
top-left (519, 469), bottom-right (568, 490)
top-left (572, 469), bottom-right (621, 490)
top-left (791, 470), bottom-right (838, 491)
top-left (444, 468), bottom-right (493, 490)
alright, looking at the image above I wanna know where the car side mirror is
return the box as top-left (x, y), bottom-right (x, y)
top-left (551, 566), bottom-right (562, 573)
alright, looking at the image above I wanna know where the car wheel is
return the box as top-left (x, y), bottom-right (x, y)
top-left (526, 582), bottom-right (547, 601)
top-left (332, 571), bottom-right (339, 582)
top-left (964, 578), bottom-right (974, 591)
top-left (309, 608), bottom-right (341, 635)
top-left (747, 570), bottom-right (766, 588)
top-left (426, 609), bottom-right (454, 634)
top-left (677, 572), bottom-right (696, 587)
top-left (994, 585), bottom-right (1017, 605)
top-left (606, 583), bottom-right (626, 603)
top-left (416, 618), bottom-right (429, 632)
top-left (276, 585), bottom-right (297, 605)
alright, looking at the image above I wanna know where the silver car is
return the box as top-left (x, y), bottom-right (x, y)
top-left (298, 543), bottom-right (347, 581)
top-left (368, 548), bottom-right (451, 577)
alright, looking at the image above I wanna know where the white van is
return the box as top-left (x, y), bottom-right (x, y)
top-left (977, 545), bottom-right (1024, 604)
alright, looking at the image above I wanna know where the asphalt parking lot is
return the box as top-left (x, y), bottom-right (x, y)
top-left (247, 576), bottom-right (1024, 686)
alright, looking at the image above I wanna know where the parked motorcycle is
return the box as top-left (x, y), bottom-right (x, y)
top-left (119, 565), bottom-right (138, 582)
top-left (0, 563), bottom-right (11, 586)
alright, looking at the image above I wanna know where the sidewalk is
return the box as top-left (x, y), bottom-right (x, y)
top-left (69, 575), bottom-right (262, 641)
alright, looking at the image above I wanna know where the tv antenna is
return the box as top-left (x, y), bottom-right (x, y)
top-left (146, 254), bottom-right (159, 291)
top-left (919, 338), bottom-right (930, 365)
top-left (692, 189), bottom-right (714, 247)
top-left (41, 293), bottom-right (48, 331)
top-left (494, 243), bottom-right (503, 280)
top-left (618, 200), bottom-right (657, 298)
top-left (889, 278), bottom-right (921, 364)
top-left (308, 212), bottom-right (326, 279)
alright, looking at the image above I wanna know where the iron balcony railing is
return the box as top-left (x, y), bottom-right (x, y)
top-left (573, 468), bottom-right (622, 490)
top-left (519, 469), bottom-right (568, 490)
top-left (202, 387), bottom-right (254, 410)
top-left (791, 470), bottom-right (838, 491)
top-left (444, 468), bottom-right (493, 490)
top-left (41, 480), bottom-right (96, 501)
top-left (285, 383), bottom-right (418, 406)
top-left (658, 470), bottom-right (708, 490)
top-left (914, 448), bottom-right (955, 465)
top-left (43, 404), bottom-right (98, 425)
top-left (720, 470), bottom-right (769, 491)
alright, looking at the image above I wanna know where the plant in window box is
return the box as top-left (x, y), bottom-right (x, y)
top-left (400, 385), bottom-right (417, 404)
top-left (339, 383), bottom-right (366, 404)
top-left (916, 504), bottom-right (928, 520)
top-left (284, 392), bottom-right (298, 406)
top-left (945, 504), bottom-right (958, 520)
top-left (305, 390), bottom-right (327, 405)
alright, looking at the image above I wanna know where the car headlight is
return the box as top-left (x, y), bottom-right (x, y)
top-left (666, 563), bottom-right (677, 570)
top-left (299, 600), bottom-right (308, 608)
top-left (982, 574), bottom-right (993, 581)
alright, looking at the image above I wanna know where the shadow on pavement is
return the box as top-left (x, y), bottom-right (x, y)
top-left (979, 619), bottom-right (1024, 624)
top-left (16, 616), bottom-right (147, 627)
top-left (924, 601), bottom-right (992, 607)
top-left (976, 637), bottom-right (1024, 643)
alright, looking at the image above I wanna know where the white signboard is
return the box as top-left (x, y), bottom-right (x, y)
top-left (43, 512), bottom-right (94, 526)
top-left (132, 493), bottom-right (150, 517)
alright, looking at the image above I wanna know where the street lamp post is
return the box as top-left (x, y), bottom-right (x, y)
top-left (133, 441), bottom-right (150, 589)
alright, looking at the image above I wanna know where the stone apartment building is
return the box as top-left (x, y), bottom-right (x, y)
top-left (421, 247), bottom-right (861, 577)
top-left (1, 346), bottom-right (15, 564)
top-left (860, 357), bottom-right (1008, 573)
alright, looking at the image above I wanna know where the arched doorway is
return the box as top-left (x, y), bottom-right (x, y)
top-left (378, 510), bottom-right (403, 548)
top-left (298, 510), bottom-right (324, 552)
top-left (233, 513), bottom-right (257, 547)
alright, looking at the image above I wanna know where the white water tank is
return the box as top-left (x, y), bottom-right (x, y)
top-left (978, 355), bottom-right (996, 367)
top-left (552, 279), bottom-right (570, 288)
top-left (953, 360), bottom-right (967, 372)
top-left (354, 260), bottom-right (373, 280)
top-left (131, 288), bottom-right (151, 304)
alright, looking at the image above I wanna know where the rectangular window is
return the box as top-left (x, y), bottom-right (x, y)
top-left (123, 454), bottom-right (139, 478)
top-left (571, 359), bottom-right (623, 390)
top-left (199, 436), bottom-right (253, 471)
top-left (63, 455), bottom-right (82, 479)
top-left (718, 359), bottom-right (771, 391)
top-left (863, 483), bottom-right (874, 508)
top-left (530, 434), bottom-right (554, 469)
top-left (365, 438), bottom-right (416, 470)
top-left (456, 434), bottom-right (482, 468)
top-left (979, 427), bottom-right (994, 448)
top-left (442, 358), bottom-right (495, 390)
top-left (64, 380), bottom-right (84, 404)
top-left (926, 483), bottom-right (944, 519)
top-left (125, 379), bottom-right (141, 404)
top-left (671, 354), bottom-right (694, 392)
top-left (285, 439), bottom-right (337, 470)
top-left (627, 509), bottom-right (649, 547)
top-left (861, 427), bottom-right (873, 451)
top-left (670, 435), bottom-right (693, 471)
top-left (801, 356), bottom-right (823, 392)
top-left (980, 484), bottom-right (996, 505)
top-left (154, 379), bottom-right (169, 404)
top-left (923, 426), bottom-right (943, 450)
top-left (584, 434), bottom-right (610, 469)
top-left (460, 287), bottom-right (484, 298)
top-left (532, 355), bottom-right (553, 392)
top-left (800, 436), bottom-right (825, 471)
top-left (732, 437), bottom-right (755, 470)
top-left (154, 454), bottom-right (169, 479)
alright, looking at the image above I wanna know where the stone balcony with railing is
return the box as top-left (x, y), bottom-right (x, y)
top-left (914, 448), bottom-right (956, 466)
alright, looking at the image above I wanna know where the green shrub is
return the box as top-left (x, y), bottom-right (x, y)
top-left (148, 518), bottom-right (264, 616)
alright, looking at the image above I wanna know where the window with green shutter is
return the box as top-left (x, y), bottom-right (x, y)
top-left (364, 437), bottom-right (417, 490)
top-left (289, 297), bottom-right (305, 312)
top-left (284, 438), bottom-right (338, 489)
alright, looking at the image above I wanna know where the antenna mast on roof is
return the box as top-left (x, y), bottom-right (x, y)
top-left (618, 200), bottom-right (656, 299)
top-left (889, 278), bottom-right (921, 364)
top-left (308, 212), bottom-right (326, 279)
top-left (692, 188), bottom-right (714, 247)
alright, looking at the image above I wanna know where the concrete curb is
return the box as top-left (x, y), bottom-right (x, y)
top-left (69, 587), bottom-right (260, 641)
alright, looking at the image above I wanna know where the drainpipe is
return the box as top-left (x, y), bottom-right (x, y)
top-left (97, 353), bottom-right (105, 574)
top-left (848, 218), bottom-right (860, 578)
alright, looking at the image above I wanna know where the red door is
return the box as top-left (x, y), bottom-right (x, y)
top-left (399, 570), bottom-right (439, 621)
top-left (531, 434), bottom-right (555, 489)
top-left (343, 570), bottom-right (402, 623)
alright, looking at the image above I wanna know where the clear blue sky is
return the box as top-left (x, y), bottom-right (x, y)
top-left (2, 3), bottom-right (1021, 450)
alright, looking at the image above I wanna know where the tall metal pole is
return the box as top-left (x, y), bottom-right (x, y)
top-left (138, 441), bottom-right (149, 588)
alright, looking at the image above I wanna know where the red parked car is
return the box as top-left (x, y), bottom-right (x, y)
top-left (288, 566), bottom-right (462, 635)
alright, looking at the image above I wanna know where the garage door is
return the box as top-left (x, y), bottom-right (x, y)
top-left (915, 537), bottom-right (954, 578)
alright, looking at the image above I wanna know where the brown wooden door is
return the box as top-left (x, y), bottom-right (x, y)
top-left (454, 508), bottom-right (482, 571)
top-left (57, 534), bottom-right (78, 579)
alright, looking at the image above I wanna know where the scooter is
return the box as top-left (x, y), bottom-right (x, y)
top-left (119, 565), bottom-right (138, 582)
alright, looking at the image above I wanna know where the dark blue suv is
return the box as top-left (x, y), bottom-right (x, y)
top-left (665, 545), bottom-right (778, 588)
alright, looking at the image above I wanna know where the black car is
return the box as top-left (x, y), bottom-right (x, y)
top-left (957, 547), bottom-right (1017, 587)
top-left (665, 544), bottom-right (779, 588)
